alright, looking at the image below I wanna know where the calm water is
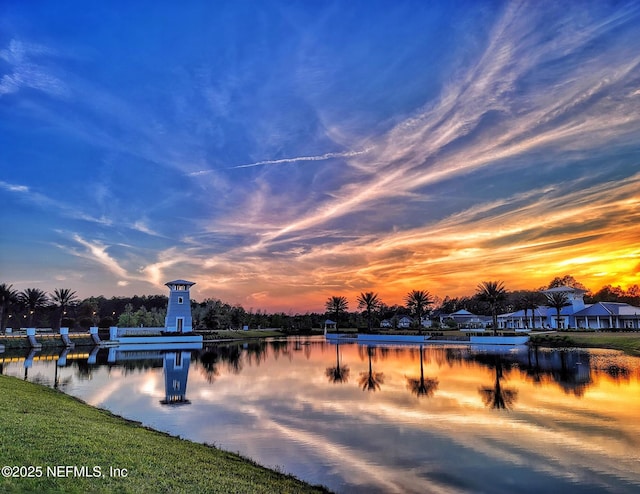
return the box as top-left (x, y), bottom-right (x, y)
top-left (3, 336), bottom-right (640, 493)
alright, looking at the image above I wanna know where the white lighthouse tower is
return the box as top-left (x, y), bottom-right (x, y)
top-left (164, 279), bottom-right (195, 333)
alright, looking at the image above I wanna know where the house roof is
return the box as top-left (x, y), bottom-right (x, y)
top-left (498, 306), bottom-right (551, 318)
top-left (451, 309), bottom-right (474, 316)
top-left (541, 285), bottom-right (586, 294)
top-left (574, 302), bottom-right (640, 317)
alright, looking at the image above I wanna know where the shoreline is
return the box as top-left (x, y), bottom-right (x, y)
top-left (0, 374), bottom-right (331, 493)
top-left (3, 329), bottom-right (640, 356)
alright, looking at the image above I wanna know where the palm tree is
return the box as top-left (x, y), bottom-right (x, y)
top-left (358, 346), bottom-right (384, 392)
top-left (51, 288), bottom-right (78, 330)
top-left (18, 288), bottom-right (48, 327)
top-left (0, 283), bottom-right (18, 332)
top-left (519, 291), bottom-right (543, 329)
top-left (325, 296), bottom-right (348, 331)
top-left (546, 291), bottom-right (571, 330)
top-left (357, 292), bottom-right (381, 331)
top-left (476, 281), bottom-right (507, 335)
top-left (326, 342), bottom-right (350, 384)
top-left (405, 290), bottom-right (433, 330)
top-left (406, 345), bottom-right (439, 398)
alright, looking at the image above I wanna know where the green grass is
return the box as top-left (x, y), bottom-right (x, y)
top-left (530, 331), bottom-right (640, 356)
top-left (0, 376), bottom-right (330, 494)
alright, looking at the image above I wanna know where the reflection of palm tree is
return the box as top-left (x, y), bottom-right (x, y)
top-left (479, 356), bottom-right (518, 410)
top-left (326, 343), bottom-right (350, 384)
top-left (358, 346), bottom-right (384, 392)
top-left (406, 345), bottom-right (438, 397)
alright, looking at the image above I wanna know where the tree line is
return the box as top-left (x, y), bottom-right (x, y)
top-left (1, 274), bottom-right (639, 332)
top-left (0, 284), bottom-right (169, 332)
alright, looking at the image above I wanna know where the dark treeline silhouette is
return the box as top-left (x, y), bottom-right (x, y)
top-left (2, 273), bottom-right (639, 332)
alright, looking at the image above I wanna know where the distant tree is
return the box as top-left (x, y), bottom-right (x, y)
top-left (118, 303), bottom-right (136, 327)
top-left (18, 288), bottom-right (49, 327)
top-left (439, 296), bottom-right (459, 314)
top-left (133, 306), bottom-right (158, 327)
top-left (546, 291), bottom-right (571, 330)
top-left (51, 288), bottom-right (79, 330)
top-left (547, 275), bottom-right (587, 292)
top-left (357, 292), bottom-right (381, 331)
top-left (0, 283), bottom-right (18, 332)
top-left (588, 284), bottom-right (639, 304)
top-left (76, 298), bottom-right (100, 328)
top-left (325, 296), bottom-right (348, 330)
top-left (405, 290), bottom-right (433, 329)
top-left (476, 281), bottom-right (507, 335)
top-left (228, 305), bottom-right (247, 330)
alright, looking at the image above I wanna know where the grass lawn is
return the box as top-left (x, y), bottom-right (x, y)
top-left (530, 331), bottom-right (640, 356)
top-left (0, 376), bottom-right (330, 494)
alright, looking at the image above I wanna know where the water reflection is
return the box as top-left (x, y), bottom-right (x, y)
top-left (326, 342), bottom-right (350, 384)
top-left (477, 355), bottom-right (518, 410)
top-left (358, 346), bottom-right (384, 392)
top-left (2, 338), bottom-right (640, 493)
top-left (405, 345), bottom-right (439, 398)
top-left (160, 352), bottom-right (191, 405)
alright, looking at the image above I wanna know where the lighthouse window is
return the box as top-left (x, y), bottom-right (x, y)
top-left (178, 297), bottom-right (184, 304)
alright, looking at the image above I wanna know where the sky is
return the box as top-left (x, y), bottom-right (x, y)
top-left (1, 1), bottom-right (640, 313)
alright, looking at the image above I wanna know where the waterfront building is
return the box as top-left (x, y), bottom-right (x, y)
top-left (498, 286), bottom-right (640, 330)
top-left (164, 280), bottom-right (195, 333)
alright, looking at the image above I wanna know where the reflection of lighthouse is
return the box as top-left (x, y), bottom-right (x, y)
top-left (160, 351), bottom-right (192, 405)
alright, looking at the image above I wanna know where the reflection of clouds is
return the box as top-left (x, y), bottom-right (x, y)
top-left (182, 343), bottom-right (640, 491)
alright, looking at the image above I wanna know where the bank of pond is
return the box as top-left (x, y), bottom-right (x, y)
top-left (0, 374), bottom-right (330, 493)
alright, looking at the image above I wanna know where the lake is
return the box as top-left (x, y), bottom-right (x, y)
top-left (3, 336), bottom-right (640, 493)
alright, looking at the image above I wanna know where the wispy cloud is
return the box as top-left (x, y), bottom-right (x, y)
top-left (68, 234), bottom-right (131, 280)
top-left (0, 39), bottom-right (68, 97)
top-left (3, 2), bottom-right (639, 308)
top-left (1, 179), bottom-right (113, 225)
top-left (218, 2), bottom-right (640, 258)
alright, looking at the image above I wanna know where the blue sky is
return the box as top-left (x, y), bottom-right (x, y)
top-left (2, 1), bottom-right (640, 312)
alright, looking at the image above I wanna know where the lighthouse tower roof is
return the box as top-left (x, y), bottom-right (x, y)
top-left (165, 280), bottom-right (196, 288)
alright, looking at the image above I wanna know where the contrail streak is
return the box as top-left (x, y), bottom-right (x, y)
top-left (228, 148), bottom-right (372, 169)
